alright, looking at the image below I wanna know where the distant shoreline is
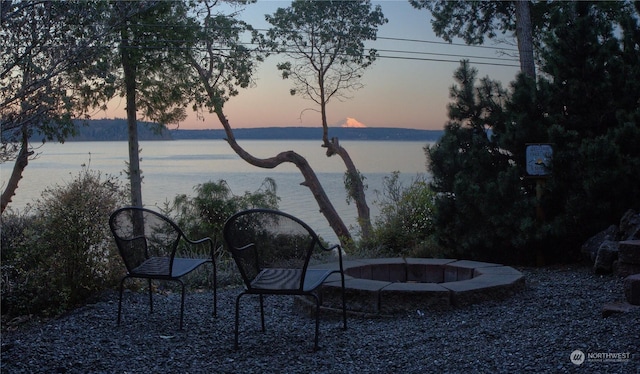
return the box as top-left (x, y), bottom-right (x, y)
top-left (169, 127), bottom-right (444, 141)
top-left (56, 119), bottom-right (443, 142)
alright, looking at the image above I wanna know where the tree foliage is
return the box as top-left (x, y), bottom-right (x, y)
top-left (107, 1), bottom-right (199, 207)
top-left (410, 0), bottom-right (515, 45)
top-left (185, 1), bottom-right (356, 247)
top-left (411, 0), bottom-right (539, 77)
top-left (265, 0), bottom-right (387, 240)
top-left (266, 0), bottom-right (386, 108)
top-left (1, 1), bottom-right (211, 211)
top-left (427, 2), bottom-right (640, 264)
top-left (427, 61), bottom-right (531, 262)
top-left (1, 1), bottom-right (110, 148)
top-left (1, 0), bottom-right (113, 212)
top-left (110, 1), bottom-right (195, 126)
top-left (167, 178), bottom-right (279, 243)
top-left (185, 0), bottom-right (263, 114)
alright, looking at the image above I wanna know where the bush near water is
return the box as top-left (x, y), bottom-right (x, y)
top-left (0, 165), bottom-right (440, 321)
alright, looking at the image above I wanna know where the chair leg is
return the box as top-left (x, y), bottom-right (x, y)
top-left (259, 294), bottom-right (265, 332)
top-left (234, 292), bottom-right (245, 350)
top-left (312, 293), bottom-right (321, 352)
top-left (148, 279), bottom-right (153, 314)
top-left (179, 279), bottom-right (186, 330)
top-left (212, 262), bottom-right (217, 318)
top-left (117, 277), bottom-right (126, 325)
top-left (341, 273), bottom-right (347, 330)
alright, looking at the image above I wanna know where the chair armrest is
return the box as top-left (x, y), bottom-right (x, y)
top-left (323, 244), bottom-right (341, 252)
top-left (234, 243), bottom-right (255, 252)
top-left (180, 236), bottom-right (215, 259)
top-left (322, 244), bottom-right (344, 267)
top-left (122, 235), bottom-right (146, 243)
top-left (184, 236), bottom-right (213, 246)
top-left (228, 243), bottom-right (257, 261)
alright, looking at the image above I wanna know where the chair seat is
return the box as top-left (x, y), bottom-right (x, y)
top-left (132, 257), bottom-right (210, 278)
top-left (110, 206), bottom-right (217, 330)
top-left (223, 208), bottom-right (346, 351)
top-left (251, 268), bottom-right (334, 292)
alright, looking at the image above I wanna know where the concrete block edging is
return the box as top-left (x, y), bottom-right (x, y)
top-left (309, 258), bottom-right (525, 316)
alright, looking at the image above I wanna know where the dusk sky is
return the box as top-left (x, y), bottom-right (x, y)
top-left (102, 1), bottom-right (521, 131)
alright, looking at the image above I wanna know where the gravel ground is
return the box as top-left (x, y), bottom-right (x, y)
top-left (1, 264), bottom-right (639, 373)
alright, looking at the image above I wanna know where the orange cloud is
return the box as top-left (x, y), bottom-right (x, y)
top-left (341, 117), bottom-right (367, 128)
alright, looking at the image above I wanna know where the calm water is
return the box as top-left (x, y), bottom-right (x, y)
top-left (3, 139), bottom-right (431, 242)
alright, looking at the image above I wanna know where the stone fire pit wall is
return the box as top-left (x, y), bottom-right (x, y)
top-left (309, 258), bottom-right (525, 316)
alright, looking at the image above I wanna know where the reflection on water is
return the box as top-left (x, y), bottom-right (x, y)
top-left (3, 139), bottom-right (431, 242)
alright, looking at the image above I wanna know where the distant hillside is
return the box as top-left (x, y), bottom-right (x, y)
top-left (66, 119), bottom-right (172, 141)
top-left (171, 127), bottom-right (443, 141)
top-left (57, 119), bottom-right (442, 141)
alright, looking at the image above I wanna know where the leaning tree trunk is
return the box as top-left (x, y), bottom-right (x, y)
top-left (190, 56), bottom-right (353, 247)
top-left (320, 101), bottom-right (373, 240)
top-left (323, 137), bottom-right (372, 239)
top-left (1, 128), bottom-right (33, 214)
top-left (212, 108), bottom-right (353, 248)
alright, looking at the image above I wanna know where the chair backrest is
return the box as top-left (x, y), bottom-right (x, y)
top-left (109, 207), bottom-right (184, 276)
top-left (222, 209), bottom-right (323, 291)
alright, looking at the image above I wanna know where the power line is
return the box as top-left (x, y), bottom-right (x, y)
top-left (375, 48), bottom-right (519, 62)
top-left (18, 43), bottom-right (521, 68)
top-left (377, 54), bottom-right (519, 67)
top-left (121, 23), bottom-right (520, 54)
top-left (114, 44), bottom-right (521, 67)
top-left (11, 24), bottom-right (522, 68)
top-left (376, 36), bottom-right (519, 53)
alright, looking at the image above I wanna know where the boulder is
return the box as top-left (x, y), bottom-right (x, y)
top-left (601, 301), bottom-right (640, 317)
top-left (593, 240), bottom-right (619, 274)
top-left (618, 240), bottom-right (640, 265)
top-left (616, 262), bottom-right (640, 278)
top-left (623, 274), bottom-right (640, 306)
top-left (581, 225), bottom-right (618, 263)
top-left (616, 209), bottom-right (640, 241)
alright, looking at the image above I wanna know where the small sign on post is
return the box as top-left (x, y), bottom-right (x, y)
top-left (526, 143), bottom-right (553, 265)
top-left (526, 143), bottom-right (553, 177)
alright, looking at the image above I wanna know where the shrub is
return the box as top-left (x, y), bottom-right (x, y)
top-left (1, 208), bottom-right (38, 317)
top-left (163, 178), bottom-right (279, 286)
top-left (365, 172), bottom-right (441, 258)
top-left (1, 167), bottom-right (128, 318)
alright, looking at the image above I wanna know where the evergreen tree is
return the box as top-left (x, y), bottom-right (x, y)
top-left (110, 1), bottom-right (196, 207)
top-left (535, 1), bottom-right (640, 257)
top-left (427, 61), bottom-right (533, 263)
top-left (427, 2), bottom-right (640, 264)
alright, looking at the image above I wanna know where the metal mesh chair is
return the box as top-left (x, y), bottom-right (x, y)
top-left (109, 206), bottom-right (217, 329)
top-left (223, 208), bottom-right (347, 351)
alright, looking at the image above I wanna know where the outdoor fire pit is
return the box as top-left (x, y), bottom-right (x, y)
top-left (302, 258), bottom-right (525, 316)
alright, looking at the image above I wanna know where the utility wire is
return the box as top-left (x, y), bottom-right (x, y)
top-left (21, 44), bottom-right (521, 68)
top-left (377, 36), bottom-right (519, 52)
top-left (102, 23), bottom-right (520, 54)
top-left (110, 44), bottom-right (520, 67)
top-left (32, 38), bottom-right (520, 65)
top-left (377, 55), bottom-right (519, 67)
top-left (14, 23), bottom-right (521, 68)
top-left (375, 48), bottom-right (519, 62)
